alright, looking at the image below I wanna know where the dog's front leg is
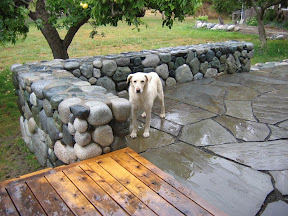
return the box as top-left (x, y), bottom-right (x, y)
top-left (143, 109), bottom-right (151, 138)
top-left (130, 108), bottom-right (138, 138)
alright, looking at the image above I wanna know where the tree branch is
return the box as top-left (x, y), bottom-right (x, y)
top-left (63, 15), bottom-right (91, 49)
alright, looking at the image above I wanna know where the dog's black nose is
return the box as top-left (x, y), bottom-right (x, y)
top-left (136, 89), bottom-right (141, 93)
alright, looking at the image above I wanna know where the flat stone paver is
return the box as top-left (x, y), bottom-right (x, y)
top-left (124, 63), bottom-right (288, 215)
top-left (207, 140), bottom-right (288, 170)
top-left (141, 142), bottom-right (273, 216)
top-left (215, 115), bottom-right (270, 141)
top-left (261, 201), bottom-right (288, 216)
top-left (179, 119), bottom-right (237, 146)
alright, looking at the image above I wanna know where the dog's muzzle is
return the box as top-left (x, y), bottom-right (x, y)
top-left (136, 88), bottom-right (141, 93)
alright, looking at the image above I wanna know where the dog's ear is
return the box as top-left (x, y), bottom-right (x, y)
top-left (127, 74), bottom-right (133, 84)
top-left (145, 74), bottom-right (152, 83)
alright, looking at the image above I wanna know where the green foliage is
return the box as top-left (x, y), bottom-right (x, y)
top-left (0, 0), bottom-right (29, 45)
top-left (246, 17), bottom-right (258, 26)
top-left (196, 15), bottom-right (208, 21)
top-left (264, 8), bottom-right (276, 22)
top-left (212, 0), bottom-right (242, 16)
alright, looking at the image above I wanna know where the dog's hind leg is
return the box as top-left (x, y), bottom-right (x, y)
top-left (158, 92), bottom-right (165, 118)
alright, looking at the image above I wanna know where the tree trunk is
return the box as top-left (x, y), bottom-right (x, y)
top-left (256, 9), bottom-right (267, 49)
top-left (27, 0), bottom-right (89, 59)
top-left (252, 4), bottom-right (267, 49)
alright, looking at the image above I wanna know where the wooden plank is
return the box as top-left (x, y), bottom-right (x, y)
top-left (6, 182), bottom-right (46, 216)
top-left (93, 156), bottom-right (184, 215)
top-left (125, 148), bottom-right (229, 216)
top-left (0, 187), bottom-right (19, 216)
top-left (45, 171), bottom-right (100, 216)
top-left (112, 151), bottom-right (212, 216)
top-left (27, 176), bottom-right (73, 216)
top-left (81, 163), bottom-right (156, 216)
top-left (63, 166), bottom-right (128, 216)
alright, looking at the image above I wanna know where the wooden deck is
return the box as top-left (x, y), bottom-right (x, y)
top-left (0, 147), bottom-right (227, 216)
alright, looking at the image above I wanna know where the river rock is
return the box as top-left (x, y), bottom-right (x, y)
top-left (142, 54), bottom-right (160, 67)
top-left (70, 104), bottom-right (90, 119)
top-left (54, 140), bottom-right (78, 164)
top-left (96, 76), bottom-right (116, 94)
top-left (92, 125), bottom-right (114, 147)
top-left (175, 64), bottom-right (193, 83)
top-left (58, 97), bottom-right (82, 124)
top-left (75, 131), bottom-right (91, 147)
top-left (156, 64), bottom-right (169, 80)
top-left (74, 143), bottom-right (102, 160)
top-left (73, 118), bottom-right (88, 133)
top-left (102, 60), bottom-right (117, 76)
top-left (64, 62), bottom-right (80, 70)
top-left (86, 101), bottom-right (113, 125)
top-left (110, 98), bottom-right (131, 122)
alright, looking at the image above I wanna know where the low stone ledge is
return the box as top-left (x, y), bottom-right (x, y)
top-left (12, 40), bottom-right (254, 167)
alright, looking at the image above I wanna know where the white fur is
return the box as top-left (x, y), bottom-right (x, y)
top-left (127, 72), bottom-right (165, 138)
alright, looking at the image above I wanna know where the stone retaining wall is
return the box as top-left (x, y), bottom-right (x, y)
top-left (12, 40), bottom-right (254, 167)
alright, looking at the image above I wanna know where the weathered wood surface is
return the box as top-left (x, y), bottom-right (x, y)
top-left (0, 147), bottom-right (228, 216)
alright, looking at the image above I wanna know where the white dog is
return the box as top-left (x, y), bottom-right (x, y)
top-left (127, 72), bottom-right (165, 138)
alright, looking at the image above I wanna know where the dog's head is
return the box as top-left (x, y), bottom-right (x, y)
top-left (127, 72), bottom-right (152, 94)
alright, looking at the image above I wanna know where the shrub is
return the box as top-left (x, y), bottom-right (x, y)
top-left (246, 17), bottom-right (258, 26)
top-left (197, 15), bottom-right (208, 22)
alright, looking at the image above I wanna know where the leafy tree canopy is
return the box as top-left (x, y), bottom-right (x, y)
top-left (1, 0), bottom-right (202, 59)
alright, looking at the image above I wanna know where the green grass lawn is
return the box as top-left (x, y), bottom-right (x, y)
top-left (0, 13), bottom-right (287, 181)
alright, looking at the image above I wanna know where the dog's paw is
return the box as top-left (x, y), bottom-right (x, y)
top-left (143, 131), bottom-right (150, 138)
top-left (130, 132), bottom-right (137, 139)
top-left (160, 113), bottom-right (165, 118)
top-left (141, 112), bottom-right (146, 118)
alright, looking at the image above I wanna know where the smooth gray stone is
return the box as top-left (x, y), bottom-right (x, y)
top-left (62, 124), bottom-right (74, 146)
top-left (64, 61), bottom-right (80, 70)
top-left (159, 53), bottom-right (171, 63)
top-left (261, 201), bottom-right (288, 216)
top-left (86, 101), bottom-right (113, 126)
top-left (31, 80), bottom-right (53, 99)
top-left (180, 119), bottom-right (236, 146)
top-left (92, 125), bottom-right (114, 147)
top-left (206, 50), bottom-right (215, 62)
top-left (174, 57), bottom-right (185, 69)
top-left (54, 140), bottom-right (77, 164)
top-left (32, 133), bottom-right (48, 167)
top-left (185, 51), bottom-right (195, 63)
top-left (80, 62), bottom-right (93, 78)
top-left (43, 85), bottom-right (69, 100)
top-left (46, 117), bottom-right (61, 141)
top-left (70, 104), bottom-right (90, 119)
top-left (252, 91), bottom-right (288, 124)
top-left (225, 100), bottom-right (256, 121)
top-left (153, 98), bottom-right (216, 125)
top-left (75, 131), bottom-right (91, 147)
top-left (74, 143), bottom-right (102, 160)
top-left (50, 94), bottom-right (69, 110)
top-left (193, 72), bottom-right (204, 80)
top-left (73, 118), bottom-right (88, 133)
top-left (142, 54), bottom-right (160, 67)
top-left (209, 57), bottom-right (220, 69)
top-left (165, 82), bottom-right (226, 114)
top-left (112, 67), bottom-right (131, 81)
top-left (39, 110), bottom-right (48, 133)
top-left (125, 124), bottom-right (174, 153)
top-left (269, 171), bottom-right (288, 195)
top-left (204, 68), bottom-right (218, 78)
top-left (58, 97), bottom-right (82, 124)
top-left (96, 76), bottom-right (116, 94)
top-left (215, 115), bottom-right (270, 141)
top-left (188, 58), bottom-right (200, 75)
top-left (110, 98), bottom-right (131, 122)
top-left (208, 140), bottom-right (288, 170)
top-left (115, 57), bottom-right (130, 66)
top-left (102, 60), bottom-right (117, 76)
top-left (199, 61), bottom-right (208, 74)
top-left (268, 125), bottom-right (288, 140)
top-left (43, 99), bottom-right (53, 117)
top-left (93, 59), bottom-right (102, 68)
top-left (141, 143), bottom-right (273, 216)
top-left (226, 54), bottom-right (237, 74)
top-left (175, 64), bottom-right (193, 83)
top-left (155, 64), bottom-right (169, 80)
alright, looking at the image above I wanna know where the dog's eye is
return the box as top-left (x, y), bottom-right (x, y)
top-left (133, 80), bottom-right (137, 83)
top-left (141, 80), bottom-right (145, 83)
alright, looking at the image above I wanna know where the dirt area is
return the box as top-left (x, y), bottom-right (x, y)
top-left (236, 24), bottom-right (288, 38)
